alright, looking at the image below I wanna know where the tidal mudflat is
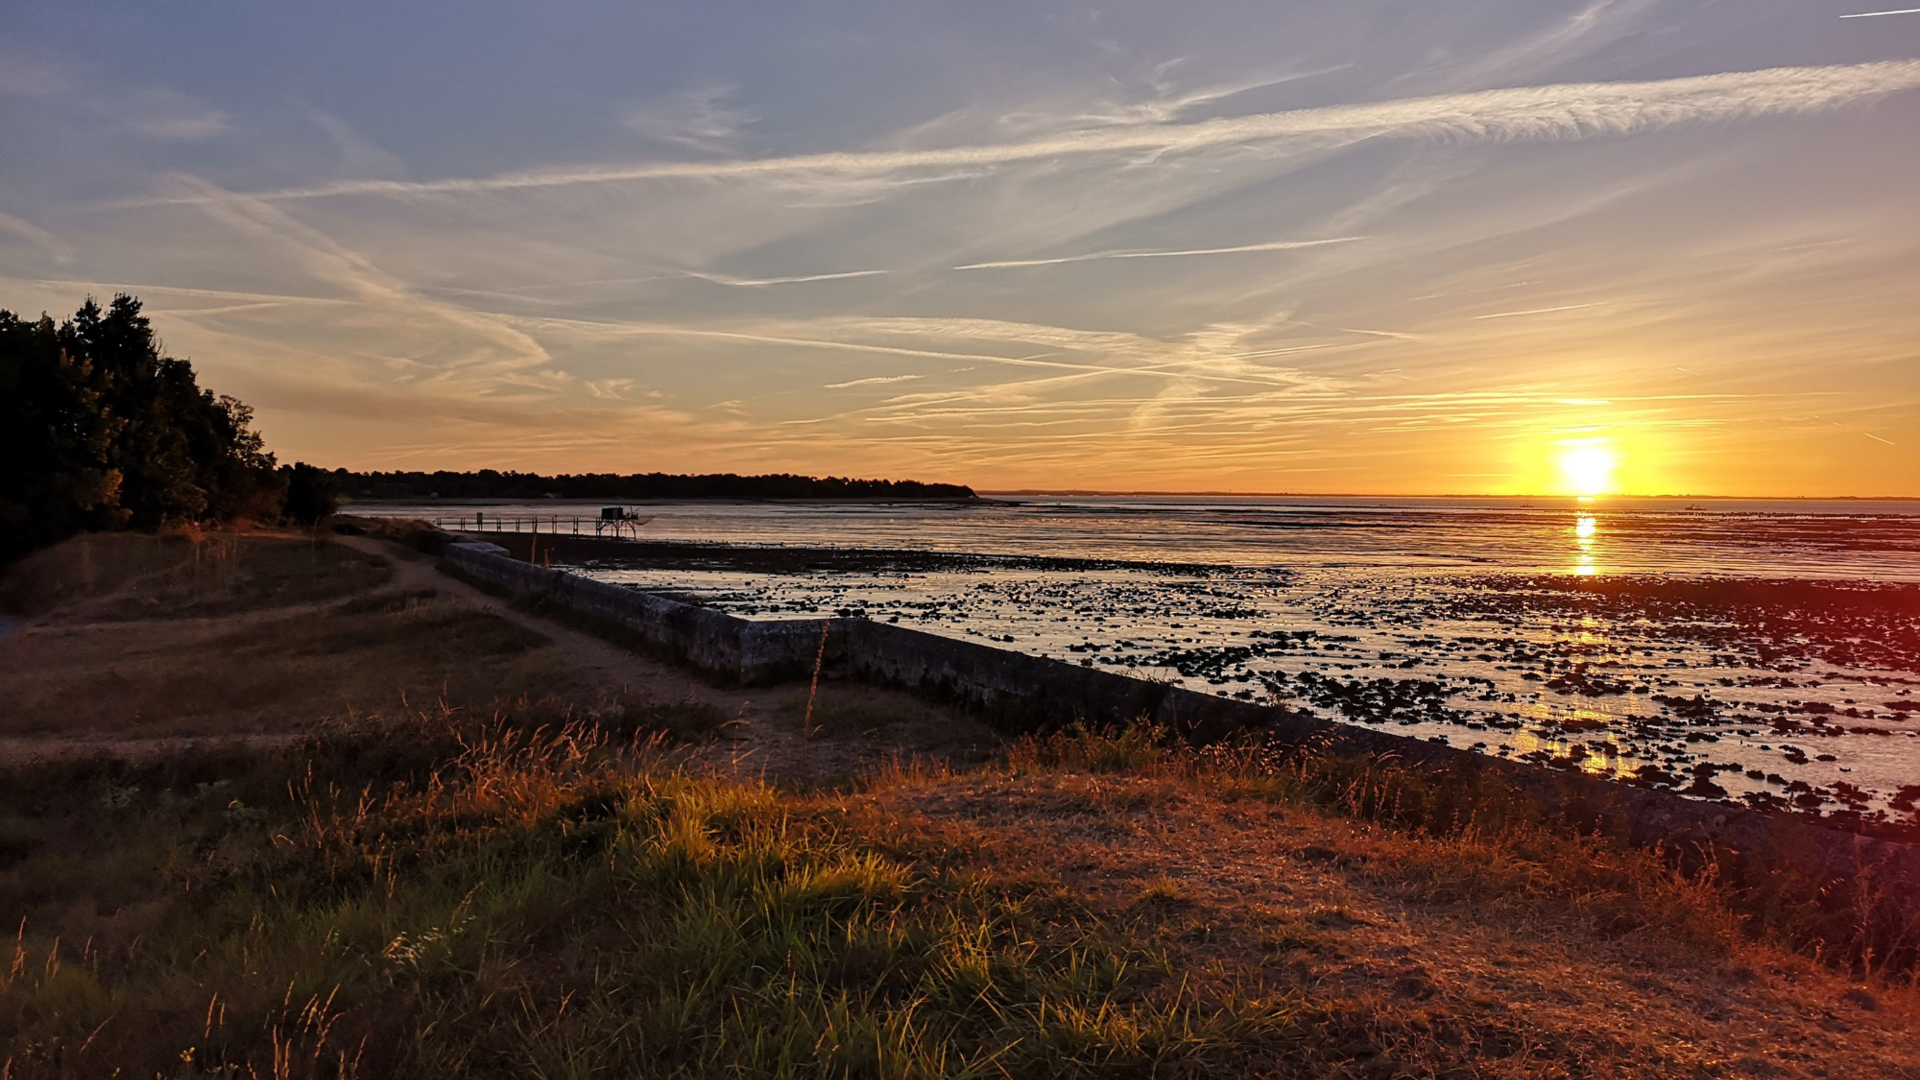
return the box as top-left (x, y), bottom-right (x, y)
top-left (371, 495), bottom-right (1920, 835)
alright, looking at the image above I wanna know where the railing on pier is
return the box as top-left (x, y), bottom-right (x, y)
top-left (431, 513), bottom-right (654, 540)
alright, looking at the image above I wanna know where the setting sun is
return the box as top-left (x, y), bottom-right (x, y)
top-left (1557, 441), bottom-right (1619, 497)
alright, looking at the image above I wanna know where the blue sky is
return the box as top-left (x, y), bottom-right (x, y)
top-left (3, 0), bottom-right (1916, 494)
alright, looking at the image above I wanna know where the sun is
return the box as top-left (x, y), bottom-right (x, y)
top-left (1557, 440), bottom-right (1618, 497)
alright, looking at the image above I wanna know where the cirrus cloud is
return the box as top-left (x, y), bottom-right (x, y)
top-left (131, 60), bottom-right (1920, 205)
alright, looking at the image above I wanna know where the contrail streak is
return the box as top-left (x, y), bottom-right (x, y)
top-left (127, 61), bottom-right (1920, 205)
top-left (1839, 7), bottom-right (1920, 16)
top-left (685, 269), bottom-right (890, 286)
top-left (824, 374), bottom-right (925, 388)
top-left (1471, 303), bottom-right (1605, 319)
top-left (953, 237), bottom-right (1362, 270)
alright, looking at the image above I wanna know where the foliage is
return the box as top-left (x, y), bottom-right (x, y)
top-left (336, 468), bottom-right (977, 502)
top-left (284, 462), bottom-right (340, 526)
top-left (0, 295), bottom-right (280, 560)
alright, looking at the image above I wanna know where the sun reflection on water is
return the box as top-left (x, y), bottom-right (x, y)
top-left (1571, 513), bottom-right (1600, 575)
top-left (1510, 712), bottom-right (1640, 780)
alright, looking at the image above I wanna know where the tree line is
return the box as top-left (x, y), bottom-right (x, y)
top-left (337, 470), bottom-right (976, 502)
top-left (0, 295), bottom-right (346, 562)
top-left (2, 294), bottom-right (973, 563)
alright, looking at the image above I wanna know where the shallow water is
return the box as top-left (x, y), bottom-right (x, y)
top-left (363, 495), bottom-right (1920, 831)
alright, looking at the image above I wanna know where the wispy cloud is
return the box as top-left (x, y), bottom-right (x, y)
top-left (160, 178), bottom-right (558, 390)
top-left (584, 378), bottom-right (638, 399)
top-left (953, 237), bottom-right (1361, 270)
top-left (824, 374), bottom-right (925, 389)
top-left (1445, 0), bottom-right (1664, 86)
top-left (135, 61), bottom-right (1920, 204)
top-left (621, 86), bottom-right (756, 151)
top-left (0, 211), bottom-right (73, 262)
top-left (128, 88), bottom-right (230, 140)
top-left (308, 110), bottom-right (408, 179)
top-left (1057, 64), bottom-right (1358, 127)
top-left (682, 268), bottom-right (891, 286)
top-left (1471, 302), bottom-right (1606, 319)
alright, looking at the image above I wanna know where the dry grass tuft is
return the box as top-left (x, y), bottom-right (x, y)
top-left (859, 726), bottom-right (1920, 1076)
top-left (1006, 722), bottom-right (1920, 976)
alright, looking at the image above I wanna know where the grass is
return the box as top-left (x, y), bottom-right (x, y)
top-left (0, 533), bottom-right (580, 738)
top-left (1007, 722), bottom-right (1920, 979)
top-left (0, 707), bottom-right (1302, 1078)
top-left (0, 530), bottom-right (387, 621)
top-left (10, 714), bottom-right (1915, 1076)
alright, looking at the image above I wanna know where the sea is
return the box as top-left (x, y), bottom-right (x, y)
top-left (358, 495), bottom-right (1920, 826)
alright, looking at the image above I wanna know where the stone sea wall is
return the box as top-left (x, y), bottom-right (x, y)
top-left (441, 538), bottom-right (1920, 895)
top-left (444, 540), bottom-right (823, 683)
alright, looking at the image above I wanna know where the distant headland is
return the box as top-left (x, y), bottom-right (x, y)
top-left (337, 469), bottom-right (977, 502)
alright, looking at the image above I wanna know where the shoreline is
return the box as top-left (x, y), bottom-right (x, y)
top-left (978, 490), bottom-right (1920, 501)
top-left (395, 523), bottom-right (1920, 839)
top-left (425, 523), bottom-right (1920, 864)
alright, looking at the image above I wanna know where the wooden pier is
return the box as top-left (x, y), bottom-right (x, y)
top-left (430, 510), bottom-right (653, 540)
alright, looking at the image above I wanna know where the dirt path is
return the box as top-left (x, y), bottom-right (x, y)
top-left (340, 535), bottom-right (748, 711)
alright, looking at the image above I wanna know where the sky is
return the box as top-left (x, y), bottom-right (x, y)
top-left (2, 0), bottom-right (1917, 496)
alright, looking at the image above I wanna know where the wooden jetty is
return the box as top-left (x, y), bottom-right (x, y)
top-left (430, 507), bottom-right (654, 540)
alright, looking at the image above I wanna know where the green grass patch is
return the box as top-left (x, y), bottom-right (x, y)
top-left (0, 707), bottom-right (1302, 1078)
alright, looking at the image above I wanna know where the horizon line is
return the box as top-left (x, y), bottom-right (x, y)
top-left (973, 489), bottom-right (1920, 501)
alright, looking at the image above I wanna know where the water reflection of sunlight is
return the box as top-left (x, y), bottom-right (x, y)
top-left (1511, 716), bottom-right (1638, 780)
top-left (1571, 513), bottom-right (1600, 575)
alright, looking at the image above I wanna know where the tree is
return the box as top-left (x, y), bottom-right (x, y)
top-left (282, 463), bottom-right (338, 526)
top-left (1, 295), bottom-right (279, 561)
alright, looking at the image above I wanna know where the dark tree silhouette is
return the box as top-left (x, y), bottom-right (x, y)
top-left (330, 469), bottom-right (977, 502)
top-left (1, 295), bottom-right (280, 561)
top-left (282, 462), bottom-right (338, 526)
